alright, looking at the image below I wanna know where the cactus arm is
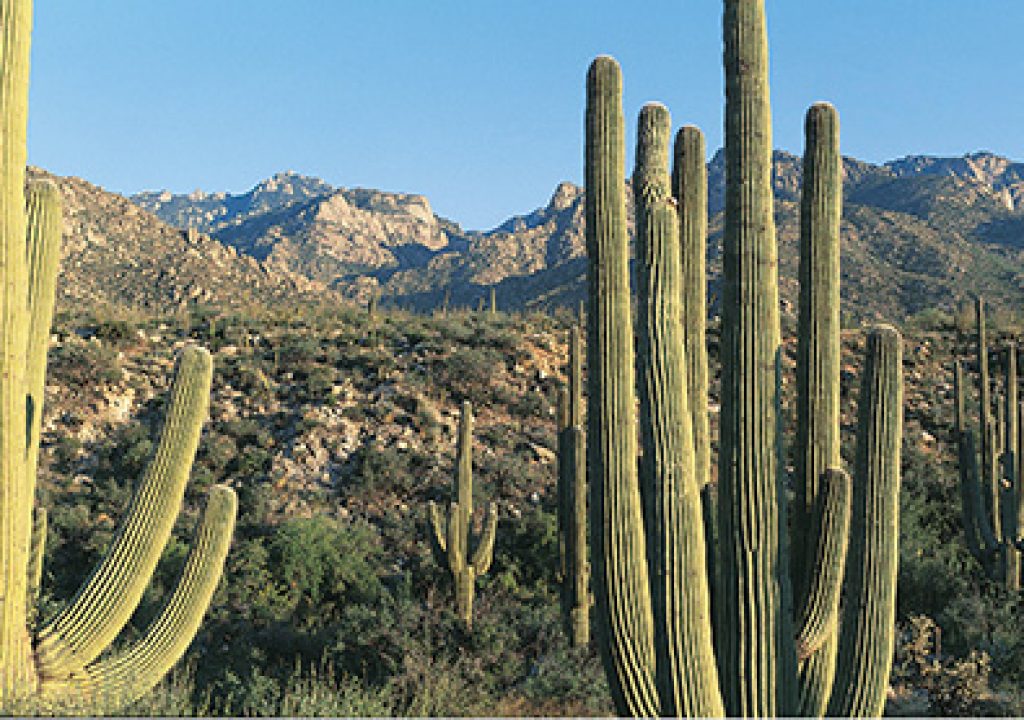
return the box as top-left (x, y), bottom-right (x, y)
top-left (0, 0), bottom-right (34, 696)
top-left (719, 1), bottom-right (794, 715)
top-left (35, 347), bottom-right (213, 679)
top-left (584, 55), bottom-right (657, 717)
top-left (469, 502), bottom-right (497, 576)
top-left (793, 468), bottom-right (851, 663)
top-left (827, 326), bottom-right (902, 718)
top-left (24, 180), bottom-right (62, 492)
top-left (634, 102), bottom-right (723, 718)
top-left (427, 500), bottom-right (448, 566)
top-left (39, 486), bottom-right (236, 711)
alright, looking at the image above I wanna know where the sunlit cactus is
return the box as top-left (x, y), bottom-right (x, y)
top-left (583, 2), bottom-right (903, 716)
top-left (0, 1), bottom-right (236, 710)
top-left (427, 400), bottom-right (498, 629)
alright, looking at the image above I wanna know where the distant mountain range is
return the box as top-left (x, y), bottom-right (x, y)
top-left (49, 150), bottom-right (1024, 321)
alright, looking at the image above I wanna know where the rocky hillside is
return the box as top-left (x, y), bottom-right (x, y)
top-left (34, 168), bottom-right (333, 314)
top-left (131, 151), bottom-right (1024, 321)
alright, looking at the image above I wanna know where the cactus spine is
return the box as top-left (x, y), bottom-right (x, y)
top-left (556, 325), bottom-right (590, 646)
top-left (584, 2), bottom-right (903, 716)
top-left (0, 3), bottom-right (237, 709)
top-left (955, 302), bottom-right (1023, 590)
top-left (428, 401), bottom-right (498, 629)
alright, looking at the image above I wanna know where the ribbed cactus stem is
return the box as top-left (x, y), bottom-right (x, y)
top-left (0, 0), bottom-right (34, 698)
top-left (977, 298), bottom-right (999, 539)
top-left (490, 287), bottom-right (497, 316)
top-left (672, 125), bottom-right (711, 572)
top-left (719, 1), bottom-right (792, 714)
top-left (1005, 344), bottom-right (1020, 590)
top-left (634, 102), bottom-right (723, 718)
top-left (793, 101), bottom-right (844, 716)
top-left (35, 347), bottom-right (214, 678)
top-left (954, 361), bottom-right (998, 571)
top-left (584, 55), bottom-right (657, 717)
top-left (38, 486), bottom-right (237, 711)
top-left (828, 325), bottom-right (903, 717)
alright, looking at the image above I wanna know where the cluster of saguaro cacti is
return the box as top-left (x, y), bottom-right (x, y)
top-left (0, 1), bottom-right (236, 711)
top-left (427, 401), bottom-right (499, 629)
top-left (584, 1), bottom-right (903, 716)
top-left (954, 297), bottom-right (1023, 590)
top-left (556, 325), bottom-right (590, 647)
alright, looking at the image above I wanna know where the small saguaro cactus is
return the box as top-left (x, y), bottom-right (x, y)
top-left (427, 401), bottom-right (499, 629)
top-left (556, 325), bottom-right (590, 647)
top-left (954, 297), bottom-right (1023, 590)
top-left (584, 2), bottom-right (903, 716)
top-left (490, 286), bottom-right (498, 317)
top-left (0, 2), bottom-right (237, 711)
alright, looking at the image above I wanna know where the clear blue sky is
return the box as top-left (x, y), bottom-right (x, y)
top-left (27, 1), bottom-right (1024, 231)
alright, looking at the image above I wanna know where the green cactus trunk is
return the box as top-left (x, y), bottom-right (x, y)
top-left (0, 0), bottom-right (34, 696)
top-left (718, 1), bottom-right (793, 714)
top-left (1005, 344), bottom-right (1020, 590)
top-left (634, 102), bottom-right (723, 717)
top-left (427, 401), bottom-right (498, 630)
top-left (584, 3), bottom-right (903, 717)
top-left (584, 55), bottom-right (658, 717)
top-left (0, 3), bottom-right (237, 709)
top-left (557, 326), bottom-right (590, 647)
top-left (827, 327), bottom-right (902, 717)
top-left (792, 102), bottom-right (845, 716)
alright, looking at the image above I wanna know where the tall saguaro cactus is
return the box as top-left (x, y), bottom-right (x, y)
top-left (428, 401), bottom-right (498, 629)
top-left (556, 325), bottom-right (590, 647)
top-left (0, 1), bottom-right (236, 711)
top-left (584, 2), bottom-right (903, 717)
top-left (954, 300), bottom-right (1023, 590)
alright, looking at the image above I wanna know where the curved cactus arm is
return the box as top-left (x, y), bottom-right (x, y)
top-left (24, 180), bottom-right (62, 491)
top-left (954, 361), bottom-right (998, 567)
top-left (585, 55), bottom-right (657, 718)
top-left (27, 505), bottom-right (47, 612)
top-left (427, 501), bottom-right (448, 557)
top-left (38, 486), bottom-right (236, 712)
top-left (469, 502), bottom-right (498, 576)
top-left (634, 102), bottom-right (723, 718)
top-left (35, 347), bottom-right (213, 679)
top-left (827, 325), bottom-right (902, 718)
top-left (793, 468), bottom-right (851, 664)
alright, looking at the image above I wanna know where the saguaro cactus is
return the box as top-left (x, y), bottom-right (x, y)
top-left (954, 299), bottom-right (1023, 590)
top-left (556, 325), bottom-right (590, 646)
top-left (0, 2), bottom-right (236, 711)
top-left (584, 2), bottom-right (903, 717)
top-left (428, 401), bottom-right (498, 629)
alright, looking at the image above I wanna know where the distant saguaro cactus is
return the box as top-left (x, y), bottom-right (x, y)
top-left (954, 297), bottom-right (1022, 590)
top-left (0, 2), bottom-right (236, 711)
top-left (556, 325), bottom-right (590, 646)
top-left (428, 401), bottom-right (499, 629)
top-left (584, 2), bottom-right (903, 716)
